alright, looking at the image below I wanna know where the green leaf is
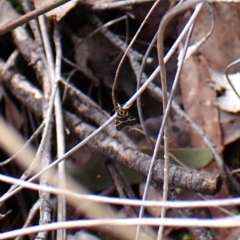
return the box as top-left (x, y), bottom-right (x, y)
top-left (170, 148), bottom-right (217, 169)
top-left (66, 159), bottom-right (143, 192)
top-left (141, 146), bottom-right (222, 169)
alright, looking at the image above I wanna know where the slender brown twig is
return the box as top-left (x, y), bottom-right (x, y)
top-left (0, 0), bottom-right (72, 36)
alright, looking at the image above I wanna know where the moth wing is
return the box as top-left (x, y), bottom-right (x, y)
top-left (127, 118), bottom-right (138, 126)
top-left (115, 119), bottom-right (126, 131)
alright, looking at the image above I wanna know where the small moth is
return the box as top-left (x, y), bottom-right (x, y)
top-left (115, 103), bottom-right (137, 131)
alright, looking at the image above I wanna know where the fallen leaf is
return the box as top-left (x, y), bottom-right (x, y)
top-left (208, 67), bottom-right (240, 113)
top-left (142, 147), bottom-right (220, 169)
top-left (139, 182), bottom-right (163, 217)
top-left (179, 3), bottom-right (240, 72)
top-left (220, 111), bottom-right (240, 144)
top-left (179, 43), bottom-right (231, 229)
top-left (225, 228), bottom-right (240, 240)
top-left (67, 230), bottom-right (100, 240)
top-left (72, 25), bottom-right (136, 97)
top-left (179, 54), bottom-right (222, 148)
top-left (66, 156), bottom-right (143, 192)
top-left (0, 0), bottom-right (20, 25)
top-left (133, 115), bottom-right (191, 149)
top-left (170, 148), bottom-right (221, 169)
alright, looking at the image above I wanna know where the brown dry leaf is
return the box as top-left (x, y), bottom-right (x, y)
top-left (180, 3), bottom-right (240, 72)
top-left (139, 182), bottom-right (163, 217)
top-left (67, 144), bottom-right (96, 167)
top-left (129, 0), bottom-right (170, 40)
top-left (130, 115), bottom-right (190, 150)
top-left (179, 54), bottom-right (232, 223)
top-left (179, 6), bottom-right (235, 236)
top-left (34, 0), bottom-right (79, 21)
top-left (0, 0), bottom-right (20, 25)
top-left (179, 55), bottom-right (222, 148)
top-left (129, 1), bottom-right (169, 24)
top-left (208, 68), bottom-right (240, 113)
top-left (184, 4), bottom-right (240, 144)
top-left (225, 228), bottom-right (240, 240)
top-left (67, 231), bottom-right (101, 240)
top-left (220, 111), bottom-right (240, 145)
top-left (72, 26), bottom-right (136, 97)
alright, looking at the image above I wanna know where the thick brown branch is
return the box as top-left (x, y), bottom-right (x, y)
top-left (0, 62), bottom-right (222, 195)
top-left (68, 113), bottom-right (222, 195)
top-left (60, 80), bottom-right (137, 149)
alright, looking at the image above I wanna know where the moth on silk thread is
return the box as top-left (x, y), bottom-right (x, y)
top-left (115, 103), bottom-right (137, 131)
